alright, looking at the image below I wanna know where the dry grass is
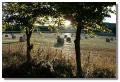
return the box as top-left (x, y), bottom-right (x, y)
top-left (2, 33), bottom-right (116, 78)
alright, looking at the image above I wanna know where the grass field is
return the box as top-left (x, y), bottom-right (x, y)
top-left (2, 33), bottom-right (117, 78)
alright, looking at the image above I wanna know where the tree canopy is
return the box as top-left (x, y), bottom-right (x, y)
top-left (3, 2), bottom-right (116, 34)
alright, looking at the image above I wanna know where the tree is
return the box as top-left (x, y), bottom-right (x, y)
top-left (2, 2), bottom-right (55, 63)
top-left (54, 2), bottom-right (116, 77)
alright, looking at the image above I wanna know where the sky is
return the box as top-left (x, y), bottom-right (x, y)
top-left (103, 5), bottom-right (116, 23)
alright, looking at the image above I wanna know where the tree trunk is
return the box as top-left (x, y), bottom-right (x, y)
top-left (26, 35), bottom-right (31, 63)
top-left (26, 27), bottom-right (32, 63)
top-left (74, 22), bottom-right (83, 77)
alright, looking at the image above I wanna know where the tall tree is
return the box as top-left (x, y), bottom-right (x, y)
top-left (55, 2), bottom-right (116, 77)
top-left (2, 2), bottom-right (55, 63)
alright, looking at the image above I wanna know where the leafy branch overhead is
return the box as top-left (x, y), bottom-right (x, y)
top-left (3, 3), bottom-right (56, 31)
top-left (3, 2), bottom-right (116, 34)
top-left (54, 2), bottom-right (115, 33)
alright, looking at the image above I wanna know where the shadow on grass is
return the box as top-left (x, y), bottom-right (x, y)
top-left (2, 61), bottom-right (56, 78)
top-left (3, 62), bottom-right (116, 78)
top-left (2, 59), bottom-right (74, 78)
top-left (91, 68), bottom-right (116, 78)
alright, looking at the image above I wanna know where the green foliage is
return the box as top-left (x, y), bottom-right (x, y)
top-left (2, 21), bottom-right (8, 31)
top-left (2, 2), bottom-right (56, 34)
top-left (54, 2), bottom-right (116, 34)
top-left (3, 2), bottom-right (116, 34)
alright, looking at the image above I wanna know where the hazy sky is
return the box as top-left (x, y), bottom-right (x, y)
top-left (103, 6), bottom-right (116, 23)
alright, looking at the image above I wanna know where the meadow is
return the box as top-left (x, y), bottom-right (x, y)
top-left (2, 33), bottom-right (116, 78)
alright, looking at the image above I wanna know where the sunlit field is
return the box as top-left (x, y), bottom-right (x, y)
top-left (2, 33), bottom-right (116, 78)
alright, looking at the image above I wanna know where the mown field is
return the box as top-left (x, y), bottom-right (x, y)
top-left (2, 33), bottom-right (117, 78)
